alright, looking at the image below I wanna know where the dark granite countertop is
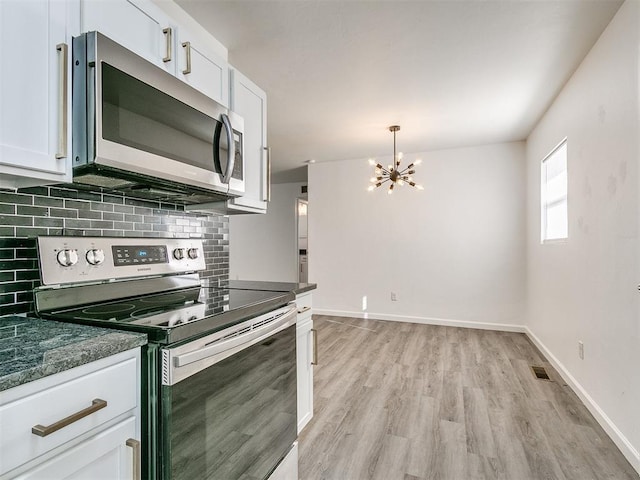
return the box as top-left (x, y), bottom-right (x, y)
top-left (0, 315), bottom-right (147, 392)
top-left (227, 280), bottom-right (317, 295)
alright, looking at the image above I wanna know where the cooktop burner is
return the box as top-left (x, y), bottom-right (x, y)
top-left (82, 303), bottom-right (137, 315)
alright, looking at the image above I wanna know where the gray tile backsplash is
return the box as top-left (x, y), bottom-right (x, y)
top-left (0, 185), bottom-right (228, 316)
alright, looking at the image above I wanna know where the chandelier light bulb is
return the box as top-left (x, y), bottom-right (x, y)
top-left (417, 185), bottom-right (424, 190)
top-left (414, 159), bottom-right (422, 165)
top-left (368, 158), bottom-right (376, 166)
top-left (367, 185), bottom-right (375, 191)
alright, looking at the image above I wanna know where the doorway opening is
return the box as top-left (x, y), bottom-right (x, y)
top-left (297, 198), bottom-right (308, 283)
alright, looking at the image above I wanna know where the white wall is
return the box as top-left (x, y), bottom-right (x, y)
top-left (525, 0), bottom-right (639, 469)
top-left (229, 182), bottom-right (306, 281)
top-left (308, 142), bottom-right (527, 329)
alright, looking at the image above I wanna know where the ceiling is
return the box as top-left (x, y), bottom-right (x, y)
top-left (175, 0), bottom-right (623, 182)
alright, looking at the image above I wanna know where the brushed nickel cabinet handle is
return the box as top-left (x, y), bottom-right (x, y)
top-left (55, 43), bottom-right (68, 159)
top-left (162, 27), bottom-right (172, 63)
top-left (311, 328), bottom-right (318, 365)
top-left (262, 147), bottom-right (270, 202)
top-left (297, 306), bottom-right (311, 314)
top-left (264, 147), bottom-right (272, 202)
top-left (126, 438), bottom-right (141, 480)
top-left (32, 398), bottom-right (107, 437)
top-left (182, 41), bottom-right (191, 74)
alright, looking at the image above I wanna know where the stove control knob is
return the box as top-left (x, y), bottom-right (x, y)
top-left (173, 248), bottom-right (185, 260)
top-left (187, 248), bottom-right (199, 259)
top-left (86, 249), bottom-right (105, 265)
top-left (56, 249), bottom-right (79, 267)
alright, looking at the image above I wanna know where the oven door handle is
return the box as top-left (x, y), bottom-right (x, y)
top-left (173, 305), bottom-right (297, 369)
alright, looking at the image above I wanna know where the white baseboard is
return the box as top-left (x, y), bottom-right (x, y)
top-left (313, 308), bottom-right (526, 333)
top-left (524, 327), bottom-right (640, 474)
top-left (313, 308), bottom-right (640, 474)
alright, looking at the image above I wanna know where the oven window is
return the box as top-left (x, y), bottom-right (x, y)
top-left (101, 63), bottom-right (218, 172)
top-left (161, 324), bottom-right (297, 480)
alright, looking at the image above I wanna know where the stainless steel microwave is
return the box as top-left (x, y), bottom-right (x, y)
top-left (72, 31), bottom-right (244, 204)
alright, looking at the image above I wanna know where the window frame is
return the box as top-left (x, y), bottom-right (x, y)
top-left (540, 138), bottom-right (568, 244)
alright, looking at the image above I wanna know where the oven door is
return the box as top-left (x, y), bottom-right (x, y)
top-left (73, 31), bottom-right (245, 196)
top-left (160, 305), bottom-right (297, 480)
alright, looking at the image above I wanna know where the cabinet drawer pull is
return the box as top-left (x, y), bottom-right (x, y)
top-left (311, 328), bottom-right (318, 366)
top-left (297, 306), bottom-right (311, 314)
top-left (266, 147), bottom-right (272, 202)
top-left (162, 27), bottom-right (172, 63)
top-left (31, 398), bottom-right (107, 437)
top-left (182, 41), bottom-right (192, 74)
top-left (126, 438), bottom-right (141, 480)
top-left (55, 43), bottom-right (68, 159)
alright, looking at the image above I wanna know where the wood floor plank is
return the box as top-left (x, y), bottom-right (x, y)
top-left (370, 434), bottom-right (410, 480)
top-left (463, 386), bottom-right (496, 457)
top-left (298, 316), bottom-right (639, 480)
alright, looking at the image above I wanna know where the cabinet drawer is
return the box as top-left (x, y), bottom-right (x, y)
top-left (0, 356), bottom-right (138, 474)
top-left (296, 293), bottom-right (312, 319)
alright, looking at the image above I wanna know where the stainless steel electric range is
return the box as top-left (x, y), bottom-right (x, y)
top-left (34, 236), bottom-right (298, 480)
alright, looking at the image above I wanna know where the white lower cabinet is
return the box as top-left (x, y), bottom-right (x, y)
top-left (296, 292), bottom-right (314, 434)
top-left (0, 349), bottom-right (141, 479)
top-left (14, 416), bottom-right (137, 480)
top-left (268, 442), bottom-right (298, 480)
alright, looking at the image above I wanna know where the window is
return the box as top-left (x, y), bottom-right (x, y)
top-left (541, 139), bottom-right (568, 242)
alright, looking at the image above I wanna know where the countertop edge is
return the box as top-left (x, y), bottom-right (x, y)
top-left (0, 316), bottom-right (147, 392)
top-left (227, 280), bottom-right (317, 295)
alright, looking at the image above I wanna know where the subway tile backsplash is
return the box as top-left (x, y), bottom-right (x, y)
top-left (0, 185), bottom-right (228, 316)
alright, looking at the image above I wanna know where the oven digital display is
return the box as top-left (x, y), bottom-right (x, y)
top-left (112, 245), bottom-right (168, 266)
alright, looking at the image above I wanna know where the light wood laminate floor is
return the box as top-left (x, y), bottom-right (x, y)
top-left (298, 316), bottom-right (639, 480)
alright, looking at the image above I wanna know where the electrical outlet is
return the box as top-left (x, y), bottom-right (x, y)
top-left (578, 341), bottom-right (584, 360)
top-left (391, 292), bottom-right (397, 301)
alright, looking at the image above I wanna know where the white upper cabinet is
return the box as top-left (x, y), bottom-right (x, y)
top-left (187, 68), bottom-right (269, 215)
top-left (176, 30), bottom-right (229, 107)
top-left (229, 68), bottom-right (268, 211)
top-left (80, 0), bottom-right (229, 106)
top-left (80, 0), bottom-right (175, 74)
top-left (0, 0), bottom-right (72, 189)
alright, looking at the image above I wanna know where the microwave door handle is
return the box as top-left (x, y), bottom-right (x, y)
top-left (221, 113), bottom-right (235, 184)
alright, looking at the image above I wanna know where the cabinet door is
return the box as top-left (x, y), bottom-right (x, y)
top-left (0, 0), bottom-right (71, 189)
top-left (297, 316), bottom-right (314, 434)
top-left (177, 31), bottom-right (229, 107)
top-left (229, 68), bottom-right (268, 211)
top-left (15, 417), bottom-right (138, 480)
top-left (267, 442), bottom-right (298, 480)
top-left (81, 0), bottom-right (175, 74)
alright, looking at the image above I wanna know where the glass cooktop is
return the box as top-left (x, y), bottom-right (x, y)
top-left (44, 287), bottom-right (293, 344)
